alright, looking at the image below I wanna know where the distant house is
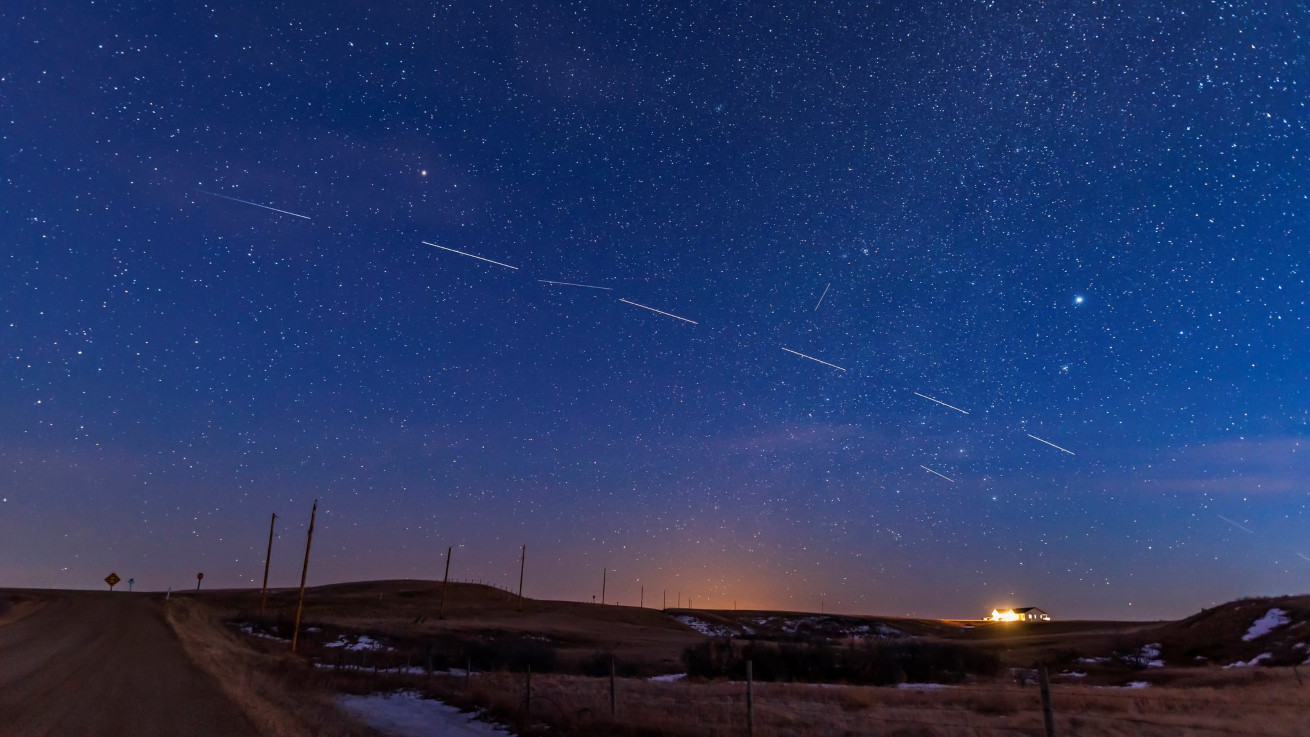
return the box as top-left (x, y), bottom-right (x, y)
top-left (986, 607), bottom-right (1050, 622)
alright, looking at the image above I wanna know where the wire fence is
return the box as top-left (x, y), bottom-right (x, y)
top-left (315, 646), bottom-right (1307, 737)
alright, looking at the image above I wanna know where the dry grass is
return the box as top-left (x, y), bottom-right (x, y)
top-left (310, 665), bottom-right (1310, 737)
top-left (0, 592), bottom-right (46, 628)
top-left (194, 579), bottom-right (703, 675)
top-left (177, 582), bottom-right (1310, 736)
top-left (164, 597), bottom-right (381, 737)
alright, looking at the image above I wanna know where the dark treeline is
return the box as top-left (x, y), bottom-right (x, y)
top-left (683, 637), bottom-right (1001, 685)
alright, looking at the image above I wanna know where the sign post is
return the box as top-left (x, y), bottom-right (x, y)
top-left (105, 572), bottom-right (121, 591)
top-left (195, 572), bottom-right (204, 592)
top-left (128, 578), bottom-right (135, 592)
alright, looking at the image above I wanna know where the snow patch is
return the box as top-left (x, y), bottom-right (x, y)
top-left (1139, 643), bottom-right (1165, 668)
top-left (1224, 653), bottom-right (1272, 669)
top-left (1058, 671), bottom-right (1087, 678)
top-left (675, 615), bottom-right (738, 637)
top-left (1242, 609), bottom-right (1290, 641)
top-left (326, 634), bottom-right (393, 651)
top-left (897, 683), bottom-right (953, 690)
top-left (649, 673), bottom-right (686, 682)
top-left (337, 691), bottom-right (511, 737)
top-left (232, 623), bottom-right (288, 642)
top-left (315, 663), bottom-right (429, 676)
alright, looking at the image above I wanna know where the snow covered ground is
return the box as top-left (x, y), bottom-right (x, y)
top-left (326, 634), bottom-right (393, 651)
top-left (675, 615), bottom-right (740, 637)
top-left (235, 624), bottom-right (287, 642)
top-left (1224, 653), bottom-right (1272, 669)
top-left (337, 691), bottom-right (512, 737)
top-left (649, 673), bottom-right (686, 682)
top-left (1242, 608), bottom-right (1289, 641)
top-left (1137, 643), bottom-right (1165, 668)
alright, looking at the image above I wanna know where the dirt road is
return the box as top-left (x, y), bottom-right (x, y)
top-left (0, 592), bottom-right (259, 736)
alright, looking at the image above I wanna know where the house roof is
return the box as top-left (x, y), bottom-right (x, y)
top-left (1013, 607), bottom-right (1045, 614)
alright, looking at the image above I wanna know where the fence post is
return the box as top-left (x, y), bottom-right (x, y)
top-left (610, 656), bottom-right (617, 716)
top-left (467, 657), bottom-right (473, 690)
top-left (746, 659), bottom-right (754, 737)
top-left (1038, 665), bottom-right (1056, 737)
top-left (516, 670), bottom-right (526, 722)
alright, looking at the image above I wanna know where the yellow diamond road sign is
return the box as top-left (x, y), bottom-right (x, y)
top-left (105, 572), bottom-right (121, 589)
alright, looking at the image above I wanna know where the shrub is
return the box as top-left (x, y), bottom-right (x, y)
top-left (681, 637), bottom-right (999, 685)
top-left (577, 649), bottom-right (641, 678)
top-left (461, 636), bottom-right (557, 673)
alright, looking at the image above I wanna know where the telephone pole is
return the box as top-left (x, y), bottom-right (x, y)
top-left (517, 545), bottom-right (526, 612)
top-left (259, 512), bottom-right (277, 617)
top-left (601, 568), bottom-right (607, 605)
top-left (439, 546), bottom-right (452, 618)
top-left (290, 500), bottom-right (317, 653)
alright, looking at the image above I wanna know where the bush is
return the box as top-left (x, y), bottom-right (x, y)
top-left (578, 649), bottom-right (641, 678)
top-left (461, 636), bottom-right (557, 673)
top-left (682, 637), bottom-right (1000, 685)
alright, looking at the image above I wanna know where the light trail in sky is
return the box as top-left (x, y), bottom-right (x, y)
top-left (422, 241), bottom-right (518, 270)
top-left (1026, 433), bottom-right (1075, 455)
top-left (781, 347), bottom-right (846, 372)
top-left (198, 190), bottom-right (312, 219)
top-left (913, 392), bottom-right (969, 414)
top-left (920, 465), bottom-right (956, 483)
top-left (619, 298), bottom-right (698, 324)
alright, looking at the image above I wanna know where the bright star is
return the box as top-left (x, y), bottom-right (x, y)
top-left (1073, 295), bottom-right (1085, 305)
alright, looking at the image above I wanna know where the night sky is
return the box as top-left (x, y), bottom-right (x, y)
top-left (2, 2), bottom-right (1306, 619)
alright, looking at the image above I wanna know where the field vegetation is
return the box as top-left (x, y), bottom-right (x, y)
top-left (170, 582), bottom-right (1310, 736)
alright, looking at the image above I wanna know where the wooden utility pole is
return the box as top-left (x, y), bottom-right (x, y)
top-left (609, 656), bottom-right (617, 716)
top-left (439, 546), bottom-right (452, 618)
top-left (259, 512), bottom-right (277, 617)
top-left (1038, 665), bottom-right (1056, 737)
top-left (640, 585), bottom-right (644, 608)
top-left (290, 500), bottom-right (317, 653)
top-left (663, 589), bottom-right (666, 610)
top-left (516, 545), bottom-right (526, 612)
top-left (601, 568), bottom-right (607, 605)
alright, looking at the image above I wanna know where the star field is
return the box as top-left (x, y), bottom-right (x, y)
top-left (0, 1), bottom-right (1306, 619)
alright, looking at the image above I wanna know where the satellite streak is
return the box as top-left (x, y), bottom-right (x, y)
top-left (1217, 515), bottom-right (1254, 534)
top-left (781, 347), bottom-right (846, 372)
top-left (920, 465), bottom-right (956, 483)
top-left (813, 282), bottom-right (831, 312)
top-left (1297, 552), bottom-right (1310, 563)
top-left (421, 241), bottom-right (518, 270)
top-left (538, 279), bottom-right (613, 290)
top-left (1026, 433), bottom-right (1075, 455)
top-left (913, 392), bottom-right (969, 414)
top-left (618, 298), bottom-right (698, 324)
top-left (198, 190), bottom-right (311, 219)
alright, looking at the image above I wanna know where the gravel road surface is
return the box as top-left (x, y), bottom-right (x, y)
top-left (0, 592), bottom-right (259, 736)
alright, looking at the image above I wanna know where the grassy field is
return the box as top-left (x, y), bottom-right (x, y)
top-left (159, 581), bottom-right (1310, 736)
